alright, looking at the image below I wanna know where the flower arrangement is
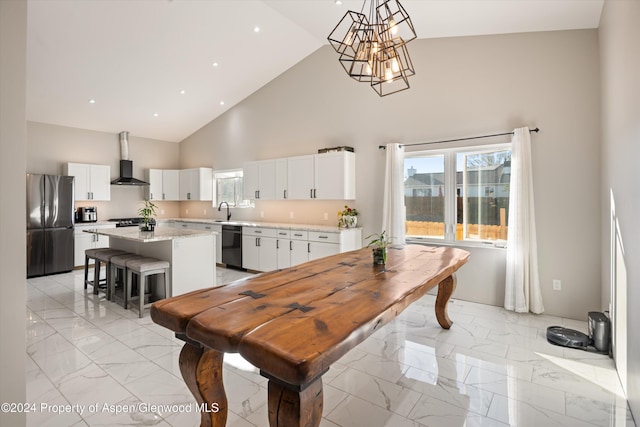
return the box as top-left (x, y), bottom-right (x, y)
top-left (337, 205), bottom-right (359, 228)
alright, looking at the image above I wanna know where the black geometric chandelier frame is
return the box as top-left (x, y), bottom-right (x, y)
top-left (328, 0), bottom-right (417, 97)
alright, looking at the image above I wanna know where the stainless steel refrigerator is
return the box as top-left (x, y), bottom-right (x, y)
top-left (26, 174), bottom-right (75, 278)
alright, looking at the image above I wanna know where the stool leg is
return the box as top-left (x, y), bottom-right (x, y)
top-left (84, 255), bottom-right (90, 289)
top-left (93, 260), bottom-right (100, 295)
top-left (125, 269), bottom-right (132, 310)
top-left (105, 262), bottom-right (111, 300)
top-left (139, 272), bottom-right (146, 318)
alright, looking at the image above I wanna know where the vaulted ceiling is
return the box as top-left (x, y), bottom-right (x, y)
top-left (27, 0), bottom-right (603, 142)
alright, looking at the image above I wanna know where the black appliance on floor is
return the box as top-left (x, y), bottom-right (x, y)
top-left (546, 311), bottom-right (611, 355)
top-left (26, 174), bottom-right (75, 278)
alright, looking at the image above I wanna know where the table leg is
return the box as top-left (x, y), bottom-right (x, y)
top-left (267, 376), bottom-right (323, 427)
top-left (179, 343), bottom-right (228, 427)
top-left (435, 273), bottom-right (457, 329)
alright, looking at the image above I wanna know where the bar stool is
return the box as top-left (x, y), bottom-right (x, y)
top-left (125, 257), bottom-right (170, 318)
top-left (84, 248), bottom-right (127, 295)
top-left (110, 253), bottom-right (145, 307)
top-left (93, 249), bottom-right (129, 300)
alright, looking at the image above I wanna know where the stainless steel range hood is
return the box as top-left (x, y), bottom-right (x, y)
top-left (111, 131), bottom-right (149, 186)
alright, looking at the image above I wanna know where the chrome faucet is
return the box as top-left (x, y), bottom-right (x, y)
top-left (218, 201), bottom-right (231, 221)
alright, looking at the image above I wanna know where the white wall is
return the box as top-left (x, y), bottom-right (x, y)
top-left (27, 122), bottom-right (182, 220)
top-left (0, 0), bottom-right (27, 425)
top-left (599, 0), bottom-right (640, 417)
top-left (180, 29), bottom-right (602, 319)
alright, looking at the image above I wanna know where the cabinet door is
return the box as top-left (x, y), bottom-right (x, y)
top-left (258, 237), bottom-right (278, 272)
top-left (89, 164), bottom-right (111, 201)
top-left (242, 161), bottom-right (260, 200)
top-left (257, 160), bottom-right (276, 200)
top-left (67, 163), bottom-right (91, 200)
top-left (275, 158), bottom-right (288, 200)
top-left (148, 169), bottom-right (163, 201)
top-left (314, 152), bottom-right (355, 200)
top-left (74, 232), bottom-right (94, 266)
top-left (163, 170), bottom-right (180, 200)
top-left (242, 235), bottom-right (260, 271)
top-left (287, 155), bottom-right (315, 200)
top-left (290, 239), bottom-right (309, 266)
top-left (195, 168), bottom-right (213, 201)
top-left (309, 241), bottom-right (340, 261)
top-left (179, 169), bottom-right (195, 200)
top-left (276, 238), bottom-right (291, 269)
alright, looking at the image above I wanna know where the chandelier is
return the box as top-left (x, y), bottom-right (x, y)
top-left (327, 0), bottom-right (417, 97)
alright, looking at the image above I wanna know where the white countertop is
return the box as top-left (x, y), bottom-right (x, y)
top-left (162, 218), bottom-right (361, 233)
top-left (83, 225), bottom-right (216, 243)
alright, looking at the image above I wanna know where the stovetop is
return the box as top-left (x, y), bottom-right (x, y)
top-left (109, 217), bottom-right (145, 227)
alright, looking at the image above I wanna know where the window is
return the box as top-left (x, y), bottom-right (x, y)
top-left (404, 144), bottom-right (511, 244)
top-left (212, 169), bottom-right (252, 208)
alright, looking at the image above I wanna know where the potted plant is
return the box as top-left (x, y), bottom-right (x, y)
top-left (138, 199), bottom-right (157, 232)
top-left (366, 230), bottom-right (391, 265)
top-left (337, 205), bottom-right (359, 228)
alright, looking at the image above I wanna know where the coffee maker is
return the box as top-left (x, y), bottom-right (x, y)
top-left (75, 206), bottom-right (97, 222)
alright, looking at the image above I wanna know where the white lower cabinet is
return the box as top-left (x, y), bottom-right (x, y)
top-left (289, 230), bottom-right (310, 266)
top-left (242, 227), bottom-right (278, 272)
top-left (170, 221), bottom-right (221, 264)
top-left (73, 224), bottom-right (114, 267)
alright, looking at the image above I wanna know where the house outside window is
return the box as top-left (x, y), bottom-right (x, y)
top-left (404, 144), bottom-right (511, 244)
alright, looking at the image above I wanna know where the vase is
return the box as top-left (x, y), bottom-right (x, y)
top-left (342, 216), bottom-right (357, 228)
top-left (372, 247), bottom-right (386, 265)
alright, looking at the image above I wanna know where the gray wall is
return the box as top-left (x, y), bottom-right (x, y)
top-left (27, 122), bottom-right (182, 220)
top-left (599, 0), bottom-right (640, 417)
top-left (0, 0), bottom-right (27, 425)
top-left (180, 29), bottom-right (602, 320)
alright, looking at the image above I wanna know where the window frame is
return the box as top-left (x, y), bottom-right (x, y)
top-left (404, 142), bottom-right (511, 249)
top-left (212, 169), bottom-right (254, 208)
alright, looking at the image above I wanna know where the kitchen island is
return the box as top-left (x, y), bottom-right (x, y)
top-left (84, 226), bottom-right (216, 297)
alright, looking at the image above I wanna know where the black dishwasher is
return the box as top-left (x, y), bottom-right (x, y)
top-left (221, 225), bottom-right (243, 269)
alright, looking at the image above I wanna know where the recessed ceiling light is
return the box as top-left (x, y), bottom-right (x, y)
top-left (153, 113), bottom-right (159, 117)
top-left (219, 101), bottom-right (225, 106)
top-left (180, 89), bottom-right (186, 95)
top-left (212, 62), bottom-right (219, 67)
top-left (88, 99), bottom-right (96, 104)
top-left (253, 26), bottom-right (260, 33)
top-left (335, 0), bottom-right (343, 5)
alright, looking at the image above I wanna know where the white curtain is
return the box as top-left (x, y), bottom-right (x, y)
top-left (382, 143), bottom-right (405, 246)
top-left (505, 127), bottom-right (544, 313)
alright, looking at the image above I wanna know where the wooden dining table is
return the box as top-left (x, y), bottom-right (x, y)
top-left (151, 244), bottom-right (470, 427)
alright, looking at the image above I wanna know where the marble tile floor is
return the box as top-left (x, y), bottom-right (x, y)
top-left (25, 268), bottom-right (636, 427)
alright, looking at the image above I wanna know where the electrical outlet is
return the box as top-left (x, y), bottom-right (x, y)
top-left (260, 211), bottom-right (265, 218)
top-left (185, 209), bottom-right (189, 215)
top-left (160, 209), bottom-right (165, 215)
top-left (553, 279), bottom-right (561, 291)
top-left (289, 211), bottom-right (294, 219)
top-left (323, 213), bottom-right (329, 221)
top-left (203, 209), bottom-right (207, 215)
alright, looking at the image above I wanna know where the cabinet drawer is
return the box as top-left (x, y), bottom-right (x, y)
top-left (308, 231), bottom-right (340, 244)
top-left (275, 229), bottom-right (290, 238)
top-left (290, 230), bottom-right (308, 240)
top-left (243, 227), bottom-right (277, 238)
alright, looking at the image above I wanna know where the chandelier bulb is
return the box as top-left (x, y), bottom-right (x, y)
top-left (389, 19), bottom-right (398, 36)
top-left (391, 58), bottom-right (400, 73)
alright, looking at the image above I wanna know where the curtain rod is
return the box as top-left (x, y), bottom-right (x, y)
top-left (378, 127), bottom-right (540, 149)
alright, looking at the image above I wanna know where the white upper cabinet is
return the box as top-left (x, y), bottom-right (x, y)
top-left (179, 168), bottom-right (213, 201)
top-left (286, 155), bottom-right (315, 200)
top-left (243, 160), bottom-right (276, 200)
top-left (66, 163), bottom-right (110, 201)
top-left (275, 158), bottom-right (288, 200)
top-left (287, 152), bottom-right (355, 200)
top-left (147, 169), bottom-right (179, 201)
